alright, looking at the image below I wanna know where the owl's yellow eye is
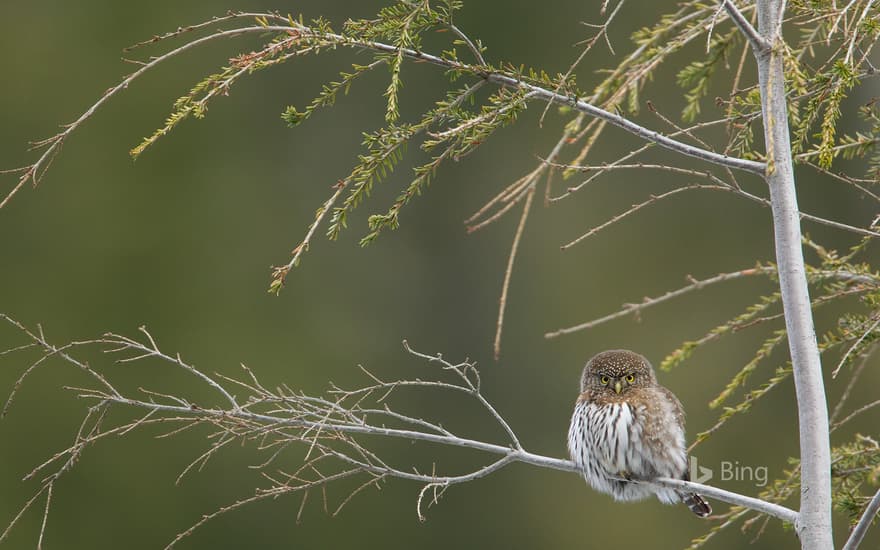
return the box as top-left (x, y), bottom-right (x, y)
top-left (600, 376), bottom-right (609, 385)
top-left (625, 374), bottom-right (635, 383)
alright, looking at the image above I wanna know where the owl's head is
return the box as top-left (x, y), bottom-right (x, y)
top-left (579, 349), bottom-right (656, 395)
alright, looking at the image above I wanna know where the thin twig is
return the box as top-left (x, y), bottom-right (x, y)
top-left (832, 399), bottom-right (880, 432)
top-left (36, 482), bottom-right (53, 550)
top-left (832, 314), bottom-right (880, 378)
top-left (101, 330), bottom-right (239, 409)
top-left (538, 0), bottom-right (625, 127)
top-left (830, 345), bottom-right (874, 426)
top-left (560, 184), bottom-right (726, 250)
top-left (448, 23), bottom-right (485, 65)
top-left (494, 186), bottom-right (535, 360)
top-left (552, 117), bottom-right (736, 201)
top-left (545, 267), bottom-right (774, 338)
top-left (1, 24), bottom-right (288, 209)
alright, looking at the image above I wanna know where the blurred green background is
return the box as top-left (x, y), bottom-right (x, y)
top-left (1, 1), bottom-right (877, 549)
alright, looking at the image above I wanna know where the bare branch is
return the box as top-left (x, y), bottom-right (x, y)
top-left (400, 342), bottom-right (520, 449)
top-left (549, 157), bottom-right (880, 240)
top-left (82, 395), bottom-right (801, 525)
top-left (545, 267), bottom-right (775, 339)
top-left (842, 487), bottom-right (880, 550)
top-left (494, 186), bottom-right (535, 360)
top-left (828, 0), bottom-right (861, 45)
top-left (652, 478), bottom-right (798, 525)
top-left (718, 1), bottom-right (771, 53)
top-left (830, 344), bottom-right (875, 427)
top-left (471, 107), bottom-right (585, 357)
top-left (0, 321), bottom-right (801, 545)
top-left (551, 117), bottom-right (736, 202)
top-left (545, 264), bottom-right (878, 339)
top-left (36, 482), bottom-right (53, 550)
top-left (1, 314), bottom-right (121, 417)
top-left (448, 23), bottom-right (486, 65)
top-left (833, 399), bottom-right (880, 432)
top-left (538, 0), bottom-right (625, 126)
top-left (559, 183), bottom-right (726, 250)
top-left (0, 485), bottom-right (50, 545)
top-left (100, 330), bottom-right (239, 409)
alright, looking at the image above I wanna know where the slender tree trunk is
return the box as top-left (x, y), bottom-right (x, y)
top-left (755, 1), bottom-right (833, 548)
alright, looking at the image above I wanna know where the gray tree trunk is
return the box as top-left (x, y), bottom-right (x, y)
top-left (755, 1), bottom-right (833, 548)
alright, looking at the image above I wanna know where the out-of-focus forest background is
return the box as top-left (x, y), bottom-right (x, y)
top-left (1, 1), bottom-right (877, 549)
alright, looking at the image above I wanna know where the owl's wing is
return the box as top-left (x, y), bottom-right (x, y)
top-left (657, 385), bottom-right (685, 428)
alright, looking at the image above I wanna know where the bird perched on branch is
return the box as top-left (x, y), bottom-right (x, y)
top-left (567, 349), bottom-right (711, 517)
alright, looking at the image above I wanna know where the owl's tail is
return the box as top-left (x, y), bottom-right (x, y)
top-left (679, 491), bottom-right (712, 518)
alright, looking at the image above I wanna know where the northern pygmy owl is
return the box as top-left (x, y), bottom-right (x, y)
top-left (567, 349), bottom-right (711, 517)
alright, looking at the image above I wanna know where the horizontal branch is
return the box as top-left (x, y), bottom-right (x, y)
top-left (214, 21), bottom-right (770, 176)
top-left (3, 14), bottom-right (767, 211)
top-left (549, 160), bottom-right (880, 240)
top-left (109, 394), bottom-right (520, 459)
top-left (260, 18), bottom-right (767, 175)
top-left (476, 449), bottom-right (798, 524)
top-left (721, 181), bottom-right (880, 239)
top-left (496, 78), bottom-right (766, 175)
top-left (1, 319), bottom-right (801, 542)
top-left (653, 477), bottom-right (798, 525)
top-left (93, 394), bottom-right (800, 524)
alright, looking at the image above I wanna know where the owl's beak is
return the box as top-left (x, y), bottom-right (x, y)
top-left (613, 379), bottom-right (623, 394)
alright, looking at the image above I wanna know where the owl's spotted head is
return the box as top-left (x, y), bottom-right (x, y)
top-left (579, 349), bottom-right (656, 395)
